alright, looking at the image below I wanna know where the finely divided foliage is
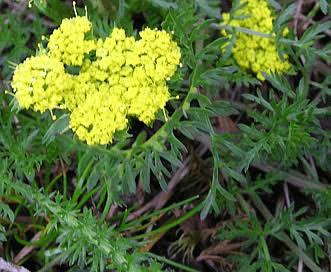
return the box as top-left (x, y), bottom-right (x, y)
top-left (1, 0), bottom-right (331, 271)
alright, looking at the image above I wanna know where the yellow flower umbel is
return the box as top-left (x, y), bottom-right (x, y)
top-left (11, 13), bottom-right (181, 145)
top-left (126, 28), bottom-right (180, 124)
top-left (221, 0), bottom-right (291, 80)
top-left (82, 27), bottom-right (180, 125)
top-left (137, 28), bottom-right (181, 82)
top-left (11, 55), bottom-right (70, 112)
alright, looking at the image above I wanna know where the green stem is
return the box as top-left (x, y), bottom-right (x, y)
top-left (62, 168), bottom-right (67, 201)
top-left (141, 110), bottom-right (183, 151)
top-left (99, 189), bottom-right (112, 222)
top-left (37, 253), bottom-right (67, 272)
top-left (45, 173), bottom-right (63, 194)
top-left (252, 161), bottom-right (328, 191)
top-left (120, 195), bottom-right (199, 232)
top-left (148, 252), bottom-right (200, 272)
top-left (307, 2), bottom-right (321, 18)
top-left (72, 159), bottom-right (94, 202)
top-left (132, 203), bottom-right (203, 240)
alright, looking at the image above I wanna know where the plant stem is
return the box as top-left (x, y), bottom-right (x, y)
top-left (132, 202), bottom-right (203, 240)
top-left (148, 252), bottom-right (200, 272)
top-left (37, 253), bottom-right (67, 272)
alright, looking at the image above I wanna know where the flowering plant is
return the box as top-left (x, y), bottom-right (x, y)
top-left (11, 14), bottom-right (181, 145)
top-left (221, 0), bottom-right (292, 80)
top-left (2, 0), bottom-right (331, 271)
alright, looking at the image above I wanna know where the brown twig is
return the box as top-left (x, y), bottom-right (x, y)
top-left (0, 257), bottom-right (30, 272)
top-left (13, 231), bottom-right (42, 265)
top-left (294, 0), bottom-right (305, 37)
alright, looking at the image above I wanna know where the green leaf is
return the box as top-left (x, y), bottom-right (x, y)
top-left (200, 66), bottom-right (238, 86)
top-left (267, 0), bottom-right (282, 11)
top-left (32, 0), bottom-right (72, 24)
top-left (117, 0), bottom-right (125, 18)
top-left (0, 202), bottom-right (15, 222)
top-left (318, 0), bottom-right (329, 15)
top-left (207, 100), bottom-right (239, 116)
top-left (177, 125), bottom-right (194, 140)
top-left (23, 128), bottom-right (40, 148)
top-left (151, 153), bottom-right (170, 191)
top-left (264, 74), bottom-right (295, 97)
top-left (300, 21), bottom-right (331, 45)
top-left (124, 160), bottom-right (136, 193)
top-left (275, 2), bottom-right (296, 26)
top-left (0, 225), bottom-right (7, 242)
top-left (9, 97), bottom-right (20, 114)
top-left (196, 37), bottom-right (227, 60)
top-left (243, 91), bottom-right (274, 112)
top-left (195, 0), bottom-right (220, 19)
top-left (223, 165), bottom-right (246, 182)
top-left (42, 114), bottom-right (70, 145)
top-left (222, 139), bottom-right (245, 158)
top-left (186, 91), bottom-right (212, 107)
top-left (190, 19), bottom-right (215, 42)
top-left (160, 151), bottom-right (182, 168)
top-left (141, 152), bottom-right (151, 193)
top-left (200, 189), bottom-right (214, 219)
top-left (168, 132), bottom-right (187, 156)
top-left (147, 0), bottom-right (177, 9)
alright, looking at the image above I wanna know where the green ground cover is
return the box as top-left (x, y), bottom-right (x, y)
top-left (1, 0), bottom-right (331, 271)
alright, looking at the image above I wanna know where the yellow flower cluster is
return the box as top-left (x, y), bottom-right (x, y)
top-left (11, 15), bottom-right (181, 145)
top-left (11, 55), bottom-right (71, 112)
top-left (47, 16), bottom-right (95, 66)
top-left (221, 0), bottom-right (291, 80)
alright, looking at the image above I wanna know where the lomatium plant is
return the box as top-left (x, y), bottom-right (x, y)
top-left (1, 0), bottom-right (331, 271)
top-left (11, 14), bottom-right (181, 145)
top-left (220, 0), bottom-right (292, 80)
